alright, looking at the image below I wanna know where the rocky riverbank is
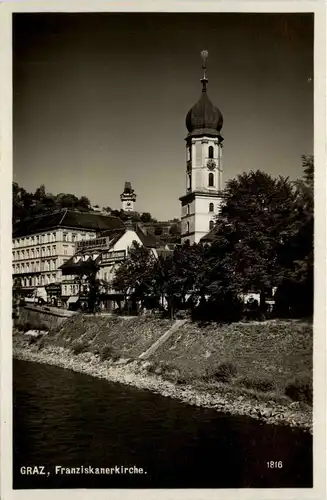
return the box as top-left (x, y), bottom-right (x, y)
top-left (13, 343), bottom-right (313, 434)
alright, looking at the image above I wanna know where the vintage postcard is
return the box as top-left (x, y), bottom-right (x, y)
top-left (1, 1), bottom-right (326, 500)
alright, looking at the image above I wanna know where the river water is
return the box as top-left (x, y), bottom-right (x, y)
top-left (13, 359), bottom-right (312, 489)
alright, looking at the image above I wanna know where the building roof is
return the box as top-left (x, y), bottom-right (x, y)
top-left (123, 181), bottom-right (133, 194)
top-left (100, 223), bottom-right (159, 249)
top-left (200, 226), bottom-right (219, 243)
top-left (60, 256), bottom-right (101, 276)
top-left (13, 209), bottom-right (125, 238)
top-left (60, 223), bottom-right (160, 276)
top-left (134, 224), bottom-right (159, 248)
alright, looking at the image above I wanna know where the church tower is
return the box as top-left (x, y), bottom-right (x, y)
top-left (120, 182), bottom-right (136, 212)
top-left (180, 51), bottom-right (224, 244)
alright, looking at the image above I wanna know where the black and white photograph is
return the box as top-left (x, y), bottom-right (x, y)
top-left (1, 2), bottom-right (326, 499)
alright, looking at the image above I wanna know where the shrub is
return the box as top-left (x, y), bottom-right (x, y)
top-left (239, 376), bottom-right (274, 393)
top-left (191, 294), bottom-right (244, 323)
top-left (37, 336), bottom-right (47, 351)
top-left (37, 323), bottom-right (48, 331)
top-left (72, 341), bottom-right (89, 355)
top-left (213, 362), bottom-right (237, 383)
top-left (28, 335), bottom-right (38, 346)
top-left (285, 377), bottom-right (313, 405)
top-left (100, 345), bottom-right (114, 361)
top-left (22, 322), bottom-right (32, 332)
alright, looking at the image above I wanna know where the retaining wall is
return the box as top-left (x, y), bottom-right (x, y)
top-left (15, 306), bottom-right (75, 331)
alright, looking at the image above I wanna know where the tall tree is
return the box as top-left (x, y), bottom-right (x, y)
top-left (12, 183), bottom-right (94, 223)
top-left (276, 156), bottom-right (314, 316)
top-left (211, 170), bottom-right (299, 312)
top-left (84, 261), bottom-right (102, 313)
top-left (112, 241), bottom-right (157, 309)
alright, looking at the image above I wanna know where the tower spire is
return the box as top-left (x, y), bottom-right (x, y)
top-left (200, 49), bottom-right (208, 92)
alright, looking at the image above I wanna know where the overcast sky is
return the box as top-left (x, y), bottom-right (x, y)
top-left (13, 13), bottom-right (313, 220)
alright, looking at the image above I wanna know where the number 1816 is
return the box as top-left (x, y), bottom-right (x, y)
top-left (267, 461), bottom-right (283, 468)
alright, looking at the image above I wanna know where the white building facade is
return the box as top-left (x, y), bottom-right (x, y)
top-left (180, 52), bottom-right (224, 244)
top-left (12, 228), bottom-right (96, 288)
top-left (12, 209), bottom-right (125, 297)
top-left (60, 222), bottom-right (160, 308)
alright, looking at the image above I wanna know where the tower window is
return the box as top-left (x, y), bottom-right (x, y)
top-left (208, 146), bottom-right (214, 159)
top-left (186, 222), bottom-right (190, 234)
top-left (187, 174), bottom-right (192, 191)
top-left (187, 204), bottom-right (190, 215)
top-left (209, 203), bottom-right (214, 212)
top-left (209, 220), bottom-right (214, 230)
top-left (208, 173), bottom-right (214, 187)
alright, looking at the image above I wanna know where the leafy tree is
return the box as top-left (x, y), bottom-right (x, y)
top-left (112, 241), bottom-right (157, 311)
top-left (275, 156), bottom-right (314, 316)
top-left (102, 206), bottom-right (112, 214)
top-left (77, 195), bottom-right (92, 211)
top-left (84, 261), bottom-right (102, 313)
top-left (13, 182), bottom-right (29, 222)
top-left (12, 183), bottom-right (94, 223)
top-left (140, 212), bottom-right (152, 223)
top-left (56, 193), bottom-right (79, 209)
top-left (34, 184), bottom-right (46, 201)
top-left (210, 170), bottom-right (299, 313)
top-left (150, 242), bottom-right (207, 318)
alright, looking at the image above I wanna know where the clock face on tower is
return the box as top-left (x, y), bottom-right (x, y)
top-left (126, 202), bottom-right (131, 207)
top-left (207, 159), bottom-right (216, 171)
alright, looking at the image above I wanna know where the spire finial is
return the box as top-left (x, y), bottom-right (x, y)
top-left (200, 50), bottom-right (208, 92)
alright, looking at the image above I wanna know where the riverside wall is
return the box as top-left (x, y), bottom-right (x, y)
top-left (14, 305), bottom-right (75, 331)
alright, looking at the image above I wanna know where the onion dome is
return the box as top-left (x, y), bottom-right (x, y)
top-left (186, 50), bottom-right (223, 137)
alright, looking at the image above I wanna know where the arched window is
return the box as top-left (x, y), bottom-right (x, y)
top-left (209, 220), bottom-right (214, 230)
top-left (187, 204), bottom-right (190, 215)
top-left (209, 202), bottom-right (214, 212)
top-left (208, 173), bottom-right (214, 187)
top-left (187, 174), bottom-right (192, 191)
top-left (208, 146), bottom-right (214, 159)
top-left (186, 222), bottom-right (190, 234)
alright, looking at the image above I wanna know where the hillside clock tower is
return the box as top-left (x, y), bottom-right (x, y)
top-left (120, 181), bottom-right (137, 212)
top-left (179, 50), bottom-right (224, 244)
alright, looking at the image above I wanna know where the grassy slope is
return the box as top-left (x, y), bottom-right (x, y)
top-left (147, 320), bottom-right (312, 406)
top-left (16, 314), bottom-right (312, 408)
top-left (49, 314), bottom-right (175, 359)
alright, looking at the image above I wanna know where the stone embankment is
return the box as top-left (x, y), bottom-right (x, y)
top-left (13, 342), bottom-right (313, 434)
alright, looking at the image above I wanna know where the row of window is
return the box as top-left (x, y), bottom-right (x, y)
top-left (13, 231), bottom-right (94, 248)
top-left (13, 233), bottom-right (57, 248)
top-left (184, 220), bottom-right (214, 234)
top-left (187, 145), bottom-right (215, 161)
top-left (186, 202), bottom-right (215, 216)
top-left (13, 246), bottom-right (57, 260)
top-left (13, 260), bottom-right (57, 273)
top-left (13, 244), bottom-right (72, 260)
top-left (62, 284), bottom-right (79, 296)
top-left (187, 173), bottom-right (216, 191)
top-left (19, 274), bottom-right (57, 287)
